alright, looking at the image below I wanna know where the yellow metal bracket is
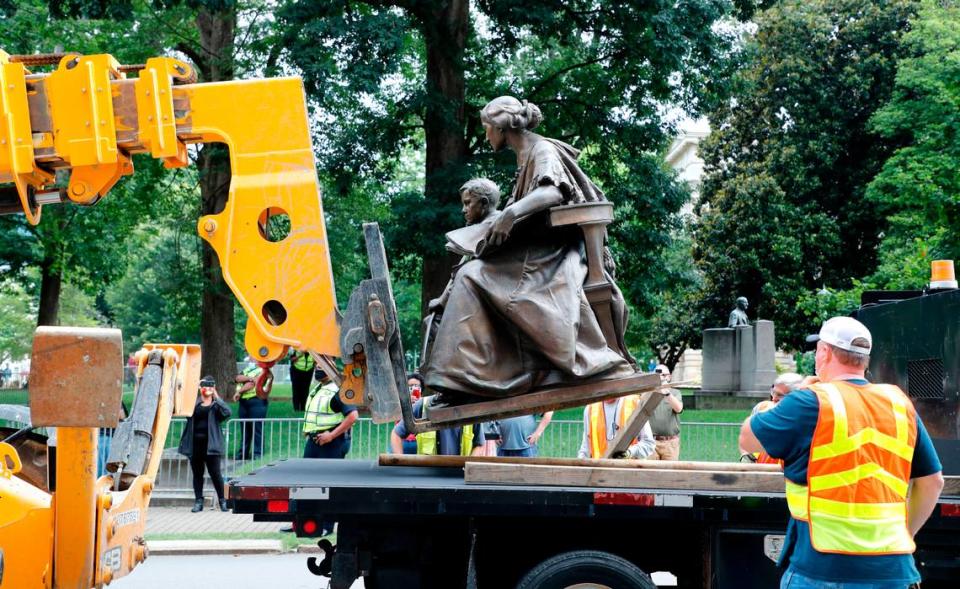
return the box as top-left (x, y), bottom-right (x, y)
top-left (192, 78), bottom-right (340, 362)
top-left (0, 442), bottom-right (23, 478)
top-left (46, 53), bottom-right (127, 204)
top-left (141, 343), bottom-right (201, 417)
top-left (0, 52), bottom-right (43, 224)
top-left (134, 57), bottom-right (192, 168)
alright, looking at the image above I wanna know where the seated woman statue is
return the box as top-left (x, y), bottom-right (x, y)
top-left (421, 96), bottom-right (636, 400)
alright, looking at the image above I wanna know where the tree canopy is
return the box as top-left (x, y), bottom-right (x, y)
top-left (692, 0), bottom-right (919, 348)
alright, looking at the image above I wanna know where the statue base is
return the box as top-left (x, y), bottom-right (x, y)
top-left (701, 320), bottom-right (777, 394)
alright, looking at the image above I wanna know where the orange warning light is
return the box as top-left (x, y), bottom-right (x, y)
top-left (930, 260), bottom-right (957, 289)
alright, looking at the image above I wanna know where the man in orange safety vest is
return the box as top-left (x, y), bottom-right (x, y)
top-left (739, 316), bottom-right (943, 588)
top-left (577, 394), bottom-right (656, 459)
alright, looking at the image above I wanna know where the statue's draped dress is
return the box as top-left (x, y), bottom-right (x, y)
top-left (422, 138), bottom-right (634, 397)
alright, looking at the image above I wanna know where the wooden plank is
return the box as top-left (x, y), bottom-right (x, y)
top-left (944, 476), bottom-right (960, 498)
top-left (464, 462), bottom-right (786, 493)
top-left (602, 391), bottom-right (663, 458)
top-left (378, 453), bottom-right (783, 473)
top-left (424, 372), bottom-right (660, 431)
top-left (381, 455), bottom-right (960, 499)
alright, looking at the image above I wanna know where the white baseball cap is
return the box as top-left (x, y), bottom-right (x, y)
top-left (806, 316), bottom-right (872, 355)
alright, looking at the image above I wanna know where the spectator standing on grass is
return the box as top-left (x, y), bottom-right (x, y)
top-left (739, 317), bottom-right (943, 588)
top-left (234, 363), bottom-right (267, 461)
top-left (178, 376), bottom-right (231, 513)
top-left (391, 395), bottom-right (486, 456)
top-left (397, 373), bottom-right (424, 454)
top-left (647, 365), bottom-right (683, 461)
top-left (578, 395), bottom-right (655, 459)
top-left (289, 349), bottom-right (315, 412)
top-left (496, 412), bottom-right (554, 458)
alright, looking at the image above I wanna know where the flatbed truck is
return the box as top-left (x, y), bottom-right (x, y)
top-left (231, 285), bottom-right (960, 589)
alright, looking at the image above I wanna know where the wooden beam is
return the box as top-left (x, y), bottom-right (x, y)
top-left (383, 455), bottom-right (960, 499)
top-left (463, 462), bottom-right (786, 493)
top-left (423, 372), bottom-right (661, 431)
top-left (601, 390), bottom-right (663, 458)
top-left (378, 453), bottom-right (783, 473)
top-left (944, 476), bottom-right (960, 497)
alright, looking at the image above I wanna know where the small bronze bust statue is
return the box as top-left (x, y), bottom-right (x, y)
top-left (728, 296), bottom-right (750, 328)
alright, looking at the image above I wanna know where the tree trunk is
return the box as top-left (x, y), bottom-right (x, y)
top-left (196, 8), bottom-right (238, 393)
top-left (419, 0), bottom-right (470, 318)
top-left (37, 258), bottom-right (62, 326)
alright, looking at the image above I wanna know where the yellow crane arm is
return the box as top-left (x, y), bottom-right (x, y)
top-left (0, 50), bottom-right (339, 363)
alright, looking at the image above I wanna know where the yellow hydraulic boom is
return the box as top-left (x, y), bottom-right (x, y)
top-left (0, 327), bottom-right (200, 588)
top-left (0, 50), bottom-right (339, 367)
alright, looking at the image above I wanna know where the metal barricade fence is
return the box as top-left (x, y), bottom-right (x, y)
top-left (150, 418), bottom-right (744, 490)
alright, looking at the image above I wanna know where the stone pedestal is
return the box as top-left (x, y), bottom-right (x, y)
top-left (702, 320), bottom-right (777, 394)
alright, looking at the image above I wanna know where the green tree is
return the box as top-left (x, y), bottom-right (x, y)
top-left (693, 0), bottom-right (919, 348)
top-left (105, 225), bottom-right (204, 354)
top-left (273, 0), bottom-right (741, 324)
top-left (0, 0), bottom-right (177, 326)
top-left (866, 0), bottom-right (960, 268)
top-left (0, 281), bottom-right (35, 363)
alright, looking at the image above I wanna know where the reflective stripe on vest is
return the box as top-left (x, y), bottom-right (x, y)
top-left (292, 352), bottom-right (315, 372)
top-left (783, 381), bottom-right (917, 555)
top-left (238, 366), bottom-right (261, 400)
top-left (416, 424), bottom-right (474, 456)
top-left (588, 395), bottom-right (640, 459)
top-left (303, 382), bottom-right (344, 434)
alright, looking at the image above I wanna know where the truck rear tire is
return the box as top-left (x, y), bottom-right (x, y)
top-left (515, 550), bottom-right (656, 589)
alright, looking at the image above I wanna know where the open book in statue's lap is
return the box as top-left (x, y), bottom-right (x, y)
top-left (421, 97), bottom-right (636, 400)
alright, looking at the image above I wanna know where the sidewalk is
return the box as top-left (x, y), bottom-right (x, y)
top-left (145, 505), bottom-right (293, 555)
top-left (146, 505), bottom-right (284, 536)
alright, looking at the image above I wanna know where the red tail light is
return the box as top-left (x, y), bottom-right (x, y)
top-left (266, 500), bottom-right (289, 513)
top-left (940, 504), bottom-right (960, 517)
top-left (593, 492), bottom-right (656, 506)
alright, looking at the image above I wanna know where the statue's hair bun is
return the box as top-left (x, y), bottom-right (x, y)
top-left (520, 100), bottom-right (542, 130)
top-left (480, 96), bottom-right (545, 131)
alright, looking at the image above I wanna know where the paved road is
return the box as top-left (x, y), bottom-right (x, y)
top-left (112, 554), bottom-right (676, 587)
top-left (111, 554), bottom-right (364, 589)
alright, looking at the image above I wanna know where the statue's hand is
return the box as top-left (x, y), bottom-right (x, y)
top-left (487, 207), bottom-right (516, 247)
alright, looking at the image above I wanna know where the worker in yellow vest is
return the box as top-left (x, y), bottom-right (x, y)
top-left (303, 369), bottom-right (357, 459)
top-left (390, 395), bottom-right (485, 456)
top-left (286, 369), bottom-right (357, 540)
top-left (289, 349), bottom-right (315, 412)
top-left (739, 317), bottom-right (944, 587)
top-left (234, 364), bottom-right (267, 461)
top-left (576, 394), bottom-right (656, 459)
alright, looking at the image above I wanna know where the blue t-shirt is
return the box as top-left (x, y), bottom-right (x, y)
top-left (393, 398), bottom-right (486, 455)
top-left (497, 415), bottom-right (538, 450)
top-left (751, 380), bottom-right (942, 584)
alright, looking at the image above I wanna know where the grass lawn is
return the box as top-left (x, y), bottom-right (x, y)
top-left (5, 383), bottom-right (750, 463)
top-left (144, 532), bottom-right (314, 552)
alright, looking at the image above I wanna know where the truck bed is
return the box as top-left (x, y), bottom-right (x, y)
top-left (228, 459), bottom-right (960, 589)
top-left (229, 458), bottom-right (788, 520)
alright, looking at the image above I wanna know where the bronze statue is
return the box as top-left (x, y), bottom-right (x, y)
top-left (728, 296), bottom-right (750, 328)
top-left (421, 96), bottom-right (635, 399)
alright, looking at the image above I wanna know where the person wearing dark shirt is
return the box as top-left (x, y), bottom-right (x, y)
top-left (178, 376), bottom-right (232, 513)
top-left (739, 317), bottom-right (944, 588)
